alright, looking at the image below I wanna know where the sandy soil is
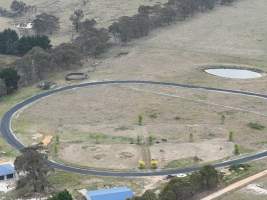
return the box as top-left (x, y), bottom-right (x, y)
top-left (59, 143), bottom-right (141, 170)
top-left (151, 139), bottom-right (234, 168)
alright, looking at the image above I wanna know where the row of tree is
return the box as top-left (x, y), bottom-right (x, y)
top-left (0, 0), bottom-right (238, 91)
top-left (0, 29), bottom-right (51, 55)
top-left (109, 0), bottom-right (237, 42)
top-left (131, 165), bottom-right (222, 200)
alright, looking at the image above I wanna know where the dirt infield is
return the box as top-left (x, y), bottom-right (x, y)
top-left (13, 83), bottom-right (267, 170)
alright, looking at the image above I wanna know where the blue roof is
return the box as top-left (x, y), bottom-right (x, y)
top-left (0, 164), bottom-right (15, 176)
top-left (86, 187), bottom-right (133, 200)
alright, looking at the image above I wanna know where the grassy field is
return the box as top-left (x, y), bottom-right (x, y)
top-left (219, 171), bottom-right (267, 200)
top-left (12, 83), bottom-right (267, 170)
top-left (0, 86), bottom-right (40, 161)
top-left (0, 0), bottom-right (167, 45)
top-left (1, 0), bottom-right (267, 198)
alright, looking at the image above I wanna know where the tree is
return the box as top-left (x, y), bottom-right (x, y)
top-left (0, 68), bottom-right (20, 94)
top-left (10, 0), bottom-right (26, 14)
top-left (234, 144), bottom-right (240, 155)
top-left (16, 35), bottom-right (51, 55)
top-left (189, 133), bottom-right (194, 142)
top-left (14, 145), bottom-right (53, 196)
top-left (52, 43), bottom-right (82, 68)
top-left (0, 29), bottom-right (19, 54)
top-left (199, 165), bottom-right (221, 189)
top-left (148, 136), bottom-right (154, 145)
top-left (131, 190), bottom-right (158, 200)
top-left (160, 177), bottom-right (195, 200)
top-left (13, 47), bottom-right (54, 86)
top-left (221, 114), bottom-right (225, 124)
top-left (159, 6), bottom-right (177, 25)
top-left (138, 115), bottom-right (143, 126)
top-left (228, 131), bottom-right (234, 142)
top-left (109, 14), bottom-right (150, 43)
top-left (48, 190), bottom-right (73, 200)
top-left (70, 9), bottom-right (84, 32)
top-left (221, 0), bottom-right (234, 5)
top-left (33, 13), bottom-right (60, 35)
top-left (74, 21), bottom-right (110, 56)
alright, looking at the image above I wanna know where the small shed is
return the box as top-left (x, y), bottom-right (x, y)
top-left (0, 164), bottom-right (16, 181)
top-left (86, 187), bottom-right (134, 200)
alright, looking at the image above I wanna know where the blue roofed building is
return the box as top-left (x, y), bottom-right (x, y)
top-left (0, 163), bottom-right (16, 181)
top-left (86, 187), bottom-right (134, 200)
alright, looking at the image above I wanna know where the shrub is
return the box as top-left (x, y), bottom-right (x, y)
top-left (16, 35), bottom-right (51, 55)
top-left (234, 144), bottom-right (240, 155)
top-left (247, 122), bottom-right (265, 130)
top-left (138, 115), bottom-right (143, 126)
top-left (0, 29), bottom-right (52, 55)
top-left (0, 68), bottom-right (20, 94)
top-left (48, 190), bottom-right (73, 200)
top-left (228, 131), bottom-right (234, 142)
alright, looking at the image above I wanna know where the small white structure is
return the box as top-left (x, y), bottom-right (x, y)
top-left (16, 22), bottom-right (33, 29)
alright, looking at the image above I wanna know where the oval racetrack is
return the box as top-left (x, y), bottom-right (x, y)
top-left (1, 80), bottom-right (267, 177)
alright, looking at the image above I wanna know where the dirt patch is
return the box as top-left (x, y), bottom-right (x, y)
top-left (151, 139), bottom-right (234, 168)
top-left (59, 143), bottom-right (141, 169)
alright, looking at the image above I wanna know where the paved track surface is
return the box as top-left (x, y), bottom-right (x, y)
top-left (1, 80), bottom-right (267, 177)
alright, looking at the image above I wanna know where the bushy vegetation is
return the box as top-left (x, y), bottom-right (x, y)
top-left (14, 145), bottom-right (53, 197)
top-left (131, 165), bottom-right (222, 200)
top-left (0, 0), bottom-right (36, 18)
top-left (247, 122), bottom-right (265, 130)
top-left (73, 19), bottom-right (110, 57)
top-left (0, 29), bottom-right (51, 55)
top-left (33, 13), bottom-right (60, 35)
top-left (48, 190), bottom-right (73, 200)
top-left (0, 68), bottom-right (20, 94)
top-left (109, 0), bottom-right (237, 42)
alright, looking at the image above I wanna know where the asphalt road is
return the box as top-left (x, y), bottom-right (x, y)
top-left (1, 80), bottom-right (267, 177)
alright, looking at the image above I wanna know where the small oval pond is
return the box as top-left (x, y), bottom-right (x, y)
top-left (205, 68), bottom-right (262, 79)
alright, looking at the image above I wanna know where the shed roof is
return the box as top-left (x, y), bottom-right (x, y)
top-left (0, 164), bottom-right (15, 176)
top-left (86, 187), bottom-right (133, 200)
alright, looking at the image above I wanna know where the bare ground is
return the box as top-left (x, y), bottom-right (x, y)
top-left (13, 84), bottom-right (267, 169)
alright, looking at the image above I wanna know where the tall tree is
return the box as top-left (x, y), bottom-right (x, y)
top-left (74, 20), bottom-right (109, 56)
top-left (0, 68), bottom-right (20, 94)
top-left (16, 35), bottom-right (51, 55)
top-left (33, 13), bottom-right (60, 35)
top-left (0, 29), bottom-right (19, 54)
top-left (199, 165), bottom-right (221, 189)
top-left (69, 9), bottom-right (84, 32)
top-left (10, 0), bottom-right (26, 14)
top-left (14, 145), bottom-right (53, 196)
